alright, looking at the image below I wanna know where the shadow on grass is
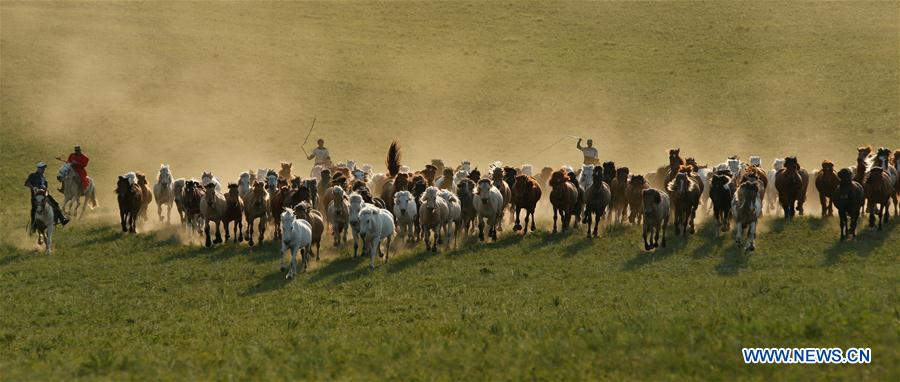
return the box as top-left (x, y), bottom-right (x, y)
top-left (241, 269), bottom-right (288, 296)
top-left (690, 222), bottom-right (726, 259)
top-left (714, 246), bottom-right (748, 276)
top-left (623, 228), bottom-right (689, 271)
top-left (821, 220), bottom-right (896, 266)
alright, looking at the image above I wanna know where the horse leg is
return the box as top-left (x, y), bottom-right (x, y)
top-left (585, 213), bottom-right (592, 238)
top-left (746, 221), bottom-right (756, 252)
top-left (734, 222), bottom-right (743, 245)
top-left (247, 217), bottom-right (255, 246)
top-left (689, 205), bottom-right (697, 234)
top-left (214, 221), bottom-right (222, 244)
top-left (529, 209), bottom-right (537, 232)
top-left (287, 248), bottom-right (297, 279)
top-left (205, 221), bottom-right (212, 248)
top-left (224, 221), bottom-right (231, 242)
top-left (868, 200), bottom-right (876, 228)
top-left (593, 214), bottom-right (600, 238)
top-left (237, 219), bottom-right (244, 242)
top-left (642, 227), bottom-right (650, 251)
top-left (478, 217), bottom-right (485, 241)
top-left (514, 208), bottom-right (522, 232)
top-left (838, 210), bottom-right (847, 240)
top-left (552, 208), bottom-right (558, 233)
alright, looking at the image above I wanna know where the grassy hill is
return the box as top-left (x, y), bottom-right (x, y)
top-left (1, 1), bottom-right (898, 380)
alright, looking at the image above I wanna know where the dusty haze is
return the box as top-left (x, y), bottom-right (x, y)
top-left (2, 1), bottom-right (898, 213)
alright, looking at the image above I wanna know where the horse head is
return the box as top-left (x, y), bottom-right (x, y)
top-left (821, 160), bottom-right (835, 172)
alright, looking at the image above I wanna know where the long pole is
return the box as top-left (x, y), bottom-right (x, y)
top-left (302, 116), bottom-right (317, 147)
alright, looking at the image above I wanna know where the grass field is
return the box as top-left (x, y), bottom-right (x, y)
top-left (2, 1), bottom-right (899, 380)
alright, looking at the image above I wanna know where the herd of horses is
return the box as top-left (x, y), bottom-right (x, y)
top-left (102, 143), bottom-right (899, 275)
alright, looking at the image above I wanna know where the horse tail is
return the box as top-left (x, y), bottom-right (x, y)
top-left (387, 141), bottom-right (401, 178)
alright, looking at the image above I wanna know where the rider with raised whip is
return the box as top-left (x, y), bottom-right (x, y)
top-left (56, 144), bottom-right (90, 193)
top-left (25, 162), bottom-right (69, 232)
top-left (576, 138), bottom-right (600, 165)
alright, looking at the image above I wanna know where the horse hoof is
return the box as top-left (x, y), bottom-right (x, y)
top-left (644, 244), bottom-right (651, 251)
top-left (280, 266), bottom-right (287, 272)
top-left (513, 225), bottom-right (522, 231)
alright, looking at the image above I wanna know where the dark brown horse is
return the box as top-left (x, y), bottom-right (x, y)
top-left (583, 168), bottom-right (611, 238)
top-left (814, 160), bottom-right (840, 217)
top-left (223, 183), bottom-right (244, 243)
top-left (834, 168), bottom-right (864, 240)
top-left (269, 185), bottom-right (288, 239)
top-left (774, 156), bottom-right (810, 218)
top-left (654, 148), bottom-right (685, 188)
top-left (864, 167), bottom-right (892, 230)
top-left (549, 169), bottom-right (578, 233)
top-left (135, 173), bottom-right (153, 222)
top-left (116, 176), bottom-right (143, 233)
top-left (243, 181), bottom-right (268, 246)
top-left (626, 174), bottom-right (649, 224)
top-left (456, 179), bottom-right (478, 236)
top-left (609, 167), bottom-right (629, 223)
top-left (512, 174), bottom-right (541, 234)
top-left (667, 170), bottom-right (702, 236)
top-left (182, 180), bottom-right (205, 238)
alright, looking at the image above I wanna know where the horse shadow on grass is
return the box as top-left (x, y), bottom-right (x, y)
top-left (241, 269), bottom-right (289, 296)
top-left (821, 220), bottom-right (897, 266)
top-left (689, 222), bottom-right (728, 260)
top-left (623, 229), bottom-right (690, 271)
top-left (714, 246), bottom-right (749, 276)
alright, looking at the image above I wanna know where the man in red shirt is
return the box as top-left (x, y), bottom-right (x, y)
top-left (56, 145), bottom-right (90, 192)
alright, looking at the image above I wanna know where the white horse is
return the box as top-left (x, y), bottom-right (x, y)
top-left (358, 205), bottom-right (395, 269)
top-left (57, 162), bottom-right (96, 218)
top-left (473, 179), bottom-right (504, 241)
top-left (31, 190), bottom-right (55, 255)
top-left (153, 164), bottom-right (176, 224)
top-left (201, 171), bottom-right (222, 193)
top-left (393, 191), bottom-right (418, 242)
top-left (578, 164), bottom-right (595, 190)
top-left (348, 192), bottom-right (369, 257)
top-left (439, 189), bottom-right (462, 248)
top-left (521, 164), bottom-right (534, 176)
top-left (237, 171), bottom-right (252, 199)
top-left (280, 209), bottom-right (312, 279)
top-left (732, 182), bottom-right (761, 252)
top-left (766, 158), bottom-right (784, 212)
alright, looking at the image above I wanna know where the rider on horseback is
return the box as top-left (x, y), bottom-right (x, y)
top-left (56, 144), bottom-right (90, 193)
top-left (25, 162), bottom-right (69, 232)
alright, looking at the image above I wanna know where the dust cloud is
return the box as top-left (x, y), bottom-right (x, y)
top-left (2, 2), bottom-right (898, 232)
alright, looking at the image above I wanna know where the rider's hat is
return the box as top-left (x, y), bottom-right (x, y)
top-left (37, 161), bottom-right (47, 168)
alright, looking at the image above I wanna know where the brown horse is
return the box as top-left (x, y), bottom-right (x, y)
top-left (864, 167), bottom-right (892, 230)
top-left (654, 148), bottom-right (684, 188)
top-left (583, 168), bottom-right (611, 238)
top-left (834, 168), bottom-right (864, 240)
top-left (626, 174), bottom-right (649, 224)
top-left (549, 169), bottom-right (578, 233)
top-left (116, 176), bottom-right (143, 233)
top-left (456, 179), bottom-right (478, 236)
top-left (243, 181), bottom-right (269, 246)
top-left (279, 162), bottom-right (292, 181)
top-left (774, 157), bottom-right (810, 219)
top-left (182, 180), bottom-right (205, 239)
top-left (135, 173), bottom-right (153, 222)
top-left (667, 170), bottom-right (702, 236)
top-left (852, 146), bottom-right (872, 184)
top-left (223, 183), bottom-right (244, 243)
top-left (512, 174), bottom-right (542, 234)
top-left (269, 185), bottom-right (288, 240)
top-left (293, 201), bottom-right (324, 261)
top-left (814, 160), bottom-right (840, 217)
top-left (609, 167), bottom-right (629, 223)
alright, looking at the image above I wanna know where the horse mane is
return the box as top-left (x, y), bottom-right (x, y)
top-left (386, 141), bottom-right (401, 178)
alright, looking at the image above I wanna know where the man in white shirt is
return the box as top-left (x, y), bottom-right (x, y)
top-left (577, 138), bottom-right (600, 165)
top-left (306, 139), bottom-right (332, 167)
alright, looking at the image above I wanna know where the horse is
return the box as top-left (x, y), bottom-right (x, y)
top-left (201, 171), bottom-right (222, 193)
top-left (578, 164), bottom-right (595, 192)
top-left (173, 178), bottom-right (187, 224)
top-left (435, 168), bottom-right (456, 192)
top-left (136, 173), bottom-right (153, 222)
top-left (200, 183), bottom-right (228, 248)
top-left (31, 189), bottom-right (55, 255)
top-left (456, 179), bottom-right (478, 237)
top-left (609, 167), bottom-right (629, 223)
top-left (57, 162), bottom-right (97, 218)
top-left (153, 164), bottom-right (177, 224)
top-left (439, 189), bottom-right (462, 248)
top-left (732, 181), bottom-right (761, 252)
top-left (393, 190), bottom-right (418, 243)
top-left (293, 201), bottom-right (324, 262)
top-left (512, 175), bottom-right (542, 235)
top-left (279, 162), bottom-right (293, 181)
top-left (243, 181), bottom-right (269, 247)
top-left (894, 149), bottom-right (900, 216)
top-left (766, 159), bottom-right (784, 213)
top-left (625, 174), bottom-right (649, 224)
top-left (871, 148), bottom-right (898, 217)
top-left (567, 171), bottom-right (585, 228)
top-left (641, 188), bottom-right (670, 250)
top-left (280, 209), bottom-right (312, 279)
top-left (269, 185), bottom-right (288, 241)
top-left (115, 175), bottom-right (142, 233)
top-left (601, 161), bottom-right (616, 188)
top-left (863, 167), bottom-right (892, 231)
top-left (348, 192), bottom-right (368, 257)
top-left (326, 186), bottom-right (350, 246)
top-left (358, 205), bottom-right (395, 269)
top-left (834, 168), bottom-right (864, 240)
top-left (237, 171), bottom-right (252, 200)
top-left (182, 180), bottom-right (205, 240)
top-left (774, 156), bottom-right (810, 219)
top-left (491, 167), bottom-right (511, 231)
top-left (814, 160), bottom-right (840, 217)
top-left (583, 168), bottom-right (611, 238)
top-left (549, 169), bottom-right (578, 233)
top-left (710, 173), bottom-right (735, 233)
top-left (667, 171), bottom-right (702, 237)
top-left (851, 145), bottom-right (872, 184)
top-left (223, 183), bottom-right (244, 243)
top-left (420, 186), bottom-right (450, 252)
top-left (653, 149), bottom-right (684, 188)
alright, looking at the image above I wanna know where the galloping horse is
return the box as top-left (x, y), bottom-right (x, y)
top-left (57, 162), bottom-right (97, 218)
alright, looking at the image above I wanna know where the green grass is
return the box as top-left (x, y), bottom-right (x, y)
top-left (2, 1), bottom-right (899, 380)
